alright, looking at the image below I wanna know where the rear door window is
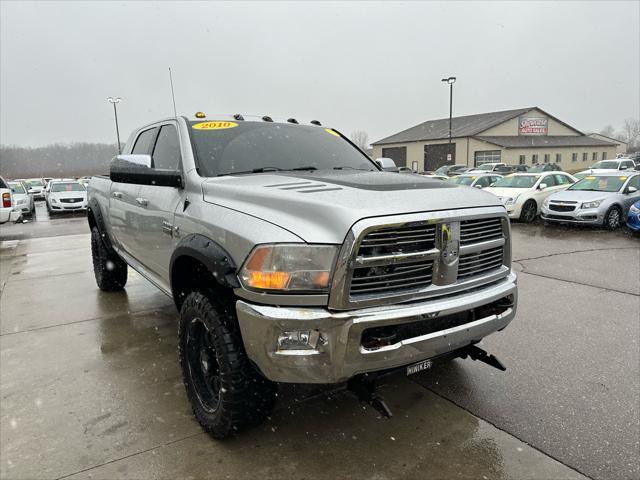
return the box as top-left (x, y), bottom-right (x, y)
top-left (152, 125), bottom-right (181, 170)
top-left (132, 128), bottom-right (158, 155)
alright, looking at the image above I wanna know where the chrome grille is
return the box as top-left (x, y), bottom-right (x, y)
top-left (460, 218), bottom-right (502, 245)
top-left (351, 259), bottom-right (434, 295)
top-left (357, 224), bottom-right (436, 255)
top-left (59, 197), bottom-right (83, 203)
top-left (330, 208), bottom-right (511, 310)
top-left (349, 224), bottom-right (436, 296)
top-left (458, 246), bottom-right (504, 280)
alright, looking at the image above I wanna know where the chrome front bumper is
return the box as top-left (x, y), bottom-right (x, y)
top-left (236, 272), bottom-right (517, 384)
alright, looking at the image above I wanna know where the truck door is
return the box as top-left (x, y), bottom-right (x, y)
top-left (132, 123), bottom-right (184, 287)
top-left (109, 127), bottom-right (157, 259)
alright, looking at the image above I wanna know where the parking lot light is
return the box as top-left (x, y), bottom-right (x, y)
top-left (107, 97), bottom-right (123, 154)
top-left (441, 76), bottom-right (456, 144)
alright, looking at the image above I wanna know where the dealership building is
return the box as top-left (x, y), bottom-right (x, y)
top-left (371, 107), bottom-right (624, 172)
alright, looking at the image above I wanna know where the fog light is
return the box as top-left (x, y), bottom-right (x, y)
top-left (277, 330), bottom-right (321, 351)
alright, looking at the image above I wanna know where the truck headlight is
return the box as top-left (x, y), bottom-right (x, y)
top-left (581, 200), bottom-right (602, 209)
top-left (239, 244), bottom-right (337, 292)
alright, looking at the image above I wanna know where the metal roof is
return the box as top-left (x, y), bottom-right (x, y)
top-left (475, 136), bottom-right (617, 148)
top-left (372, 107), bottom-right (534, 145)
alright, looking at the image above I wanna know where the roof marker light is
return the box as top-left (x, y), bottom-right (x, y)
top-left (310, 120), bottom-right (322, 126)
top-left (262, 116), bottom-right (274, 122)
top-left (233, 114), bottom-right (245, 121)
top-left (195, 111), bottom-right (206, 118)
top-left (287, 118), bottom-right (299, 124)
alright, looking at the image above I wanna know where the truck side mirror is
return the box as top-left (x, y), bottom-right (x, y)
top-left (626, 186), bottom-right (638, 194)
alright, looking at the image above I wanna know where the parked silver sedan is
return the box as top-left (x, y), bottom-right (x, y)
top-left (541, 172), bottom-right (640, 229)
top-left (445, 173), bottom-right (503, 189)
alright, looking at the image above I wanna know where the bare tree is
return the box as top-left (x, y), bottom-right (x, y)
top-left (599, 125), bottom-right (616, 138)
top-left (350, 130), bottom-right (369, 150)
top-left (620, 118), bottom-right (640, 148)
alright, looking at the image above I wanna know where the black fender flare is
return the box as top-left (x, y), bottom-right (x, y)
top-left (88, 198), bottom-right (116, 252)
top-left (170, 233), bottom-right (241, 290)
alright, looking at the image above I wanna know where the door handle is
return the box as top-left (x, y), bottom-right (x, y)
top-left (136, 197), bottom-right (149, 207)
top-left (112, 191), bottom-right (123, 199)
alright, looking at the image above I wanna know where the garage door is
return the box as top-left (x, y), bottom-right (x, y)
top-left (424, 143), bottom-right (456, 171)
top-left (381, 147), bottom-right (407, 168)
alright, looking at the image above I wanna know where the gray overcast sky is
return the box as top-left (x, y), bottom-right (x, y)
top-left (1, 1), bottom-right (638, 147)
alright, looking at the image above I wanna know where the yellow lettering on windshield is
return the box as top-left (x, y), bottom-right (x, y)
top-left (620, 176), bottom-right (628, 180)
top-left (325, 128), bottom-right (340, 137)
top-left (585, 176), bottom-right (596, 180)
top-left (192, 121), bottom-right (238, 130)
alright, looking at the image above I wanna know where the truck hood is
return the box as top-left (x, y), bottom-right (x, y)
top-left (202, 170), bottom-right (503, 243)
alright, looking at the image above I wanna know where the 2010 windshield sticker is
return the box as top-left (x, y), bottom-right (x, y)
top-left (192, 121), bottom-right (238, 130)
top-left (325, 128), bottom-right (340, 137)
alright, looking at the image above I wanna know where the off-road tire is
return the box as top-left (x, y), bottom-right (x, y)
top-left (178, 291), bottom-right (277, 439)
top-left (91, 226), bottom-right (127, 291)
top-left (520, 199), bottom-right (537, 223)
top-left (603, 206), bottom-right (622, 230)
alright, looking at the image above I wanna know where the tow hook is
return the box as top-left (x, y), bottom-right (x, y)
top-left (458, 344), bottom-right (506, 371)
top-left (347, 374), bottom-right (394, 418)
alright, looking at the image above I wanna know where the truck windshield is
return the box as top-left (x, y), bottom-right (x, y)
top-left (189, 121), bottom-right (377, 177)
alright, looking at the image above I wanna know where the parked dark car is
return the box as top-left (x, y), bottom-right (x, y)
top-left (513, 165), bottom-right (529, 172)
top-left (530, 163), bottom-right (563, 173)
top-left (434, 164), bottom-right (468, 176)
top-left (494, 165), bottom-right (514, 174)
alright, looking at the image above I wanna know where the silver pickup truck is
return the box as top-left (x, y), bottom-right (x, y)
top-left (88, 114), bottom-right (517, 438)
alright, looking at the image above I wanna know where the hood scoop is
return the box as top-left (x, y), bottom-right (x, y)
top-left (264, 181), bottom-right (343, 194)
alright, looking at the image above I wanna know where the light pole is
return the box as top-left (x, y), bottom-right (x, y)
top-left (107, 97), bottom-right (123, 154)
top-left (441, 77), bottom-right (456, 144)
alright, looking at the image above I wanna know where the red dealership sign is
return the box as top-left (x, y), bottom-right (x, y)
top-left (518, 117), bottom-right (548, 136)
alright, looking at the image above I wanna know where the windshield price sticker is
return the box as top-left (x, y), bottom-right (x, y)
top-left (192, 121), bottom-right (238, 130)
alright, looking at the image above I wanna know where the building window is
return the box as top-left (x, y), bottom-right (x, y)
top-left (602, 152), bottom-right (607, 160)
top-left (582, 152), bottom-right (588, 161)
top-left (572, 153), bottom-right (578, 162)
top-left (519, 154), bottom-right (526, 165)
top-left (474, 150), bottom-right (501, 167)
top-left (592, 152), bottom-right (597, 161)
top-left (532, 154), bottom-right (539, 164)
top-left (556, 153), bottom-right (562, 163)
top-left (544, 154), bottom-right (550, 163)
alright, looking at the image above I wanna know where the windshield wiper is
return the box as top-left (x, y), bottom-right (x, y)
top-left (217, 167), bottom-right (283, 176)
top-left (333, 166), bottom-right (373, 171)
top-left (285, 166), bottom-right (318, 171)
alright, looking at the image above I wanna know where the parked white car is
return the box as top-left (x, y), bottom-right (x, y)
top-left (46, 180), bottom-right (88, 214)
top-left (24, 178), bottom-right (46, 199)
top-left (8, 181), bottom-right (35, 217)
top-left (468, 162), bottom-right (507, 173)
top-left (574, 159), bottom-right (636, 179)
top-left (445, 173), bottom-right (502, 189)
top-left (484, 171), bottom-right (577, 222)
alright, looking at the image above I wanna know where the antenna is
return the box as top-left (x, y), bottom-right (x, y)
top-left (168, 67), bottom-right (178, 119)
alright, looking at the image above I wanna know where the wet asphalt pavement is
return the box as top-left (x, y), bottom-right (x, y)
top-left (0, 202), bottom-right (638, 480)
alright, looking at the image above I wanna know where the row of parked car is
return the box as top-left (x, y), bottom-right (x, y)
top-left (423, 160), bottom-right (640, 231)
top-left (0, 176), bottom-right (89, 223)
